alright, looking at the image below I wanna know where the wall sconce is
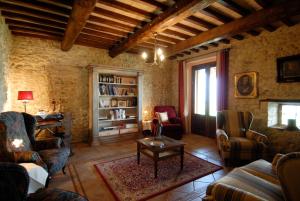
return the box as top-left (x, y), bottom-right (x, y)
top-left (18, 91), bottom-right (33, 113)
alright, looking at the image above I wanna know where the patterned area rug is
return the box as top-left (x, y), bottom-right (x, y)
top-left (94, 152), bottom-right (222, 201)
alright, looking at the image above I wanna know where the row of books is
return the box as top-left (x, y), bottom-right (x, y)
top-left (99, 74), bottom-right (122, 83)
top-left (99, 84), bottom-right (136, 96)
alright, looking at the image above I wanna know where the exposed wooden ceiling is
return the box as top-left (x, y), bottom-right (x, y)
top-left (0, 0), bottom-right (299, 60)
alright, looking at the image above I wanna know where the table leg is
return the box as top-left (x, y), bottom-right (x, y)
top-left (180, 146), bottom-right (184, 170)
top-left (154, 152), bottom-right (158, 178)
top-left (137, 143), bottom-right (140, 165)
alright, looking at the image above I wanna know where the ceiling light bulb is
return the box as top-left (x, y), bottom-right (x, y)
top-left (141, 52), bottom-right (148, 60)
top-left (157, 48), bottom-right (163, 56)
top-left (160, 54), bottom-right (165, 61)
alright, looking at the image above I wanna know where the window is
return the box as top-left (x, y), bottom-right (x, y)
top-left (193, 66), bottom-right (216, 116)
top-left (281, 104), bottom-right (300, 128)
top-left (194, 69), bottom-right (206, 115)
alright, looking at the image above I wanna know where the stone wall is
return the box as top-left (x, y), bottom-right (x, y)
top-left (228, 24), bottom-right (300, 154)
top-left (228, 24), bottom-right (300, 127)
top-left (7, 36), bottom-right (174, 142)
top-left (0, 17), bottom-right (11, 111)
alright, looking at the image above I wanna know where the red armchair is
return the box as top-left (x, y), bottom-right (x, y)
top-left (152, 106), bottom-right (183, 140)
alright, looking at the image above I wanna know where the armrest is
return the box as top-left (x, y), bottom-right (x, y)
top-left (34, 137), bottom-right (62, 151)
top-left (169, 117), bottom-right (182, 124)
top-left (272, 153), bottom-right (285, 174)
top-left (216, 129), bottom-right (230, 150)
top-left (12, 151), bottom-right (47, 170)
top-left (206, 183), bottom-right (263, 201)
top-left (246, 130), bottom-right (269, 145)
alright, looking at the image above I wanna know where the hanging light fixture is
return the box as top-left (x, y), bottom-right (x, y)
top-left (141, 32), bottom-right (165, 65)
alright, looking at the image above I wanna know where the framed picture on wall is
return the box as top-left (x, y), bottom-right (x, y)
top-left (277, 54), bottom-right (300, 83)
top-left (234, 71), bottom-right (258, 98)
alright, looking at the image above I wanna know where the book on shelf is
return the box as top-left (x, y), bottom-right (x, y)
top-left (99, 84), bottom-right (136, 96)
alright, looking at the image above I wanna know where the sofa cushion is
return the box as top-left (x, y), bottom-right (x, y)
top-left (240, 159), bottom-right (279, 185)
top-left (206, 168), bottom-right (284, 201)
top-left (227, 137), bottom-right (264, 152)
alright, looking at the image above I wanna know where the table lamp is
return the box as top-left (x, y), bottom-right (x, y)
top-left (18, 91), bottom-right (33, 113)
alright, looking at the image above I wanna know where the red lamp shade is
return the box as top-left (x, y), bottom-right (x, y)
top-left (18, 91), bottom-right (33, 101)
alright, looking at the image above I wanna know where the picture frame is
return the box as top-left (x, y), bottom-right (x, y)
top-left (111, 99), bottom-right (118, 107)
top-left (277, 54), bottom-right (300, 83)
top-left (117, 100), bottom-right (127, 107)
top-left (234, 71), bottom-right (258, 98)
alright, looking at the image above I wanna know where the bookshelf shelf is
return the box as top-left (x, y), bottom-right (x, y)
top-left (89, 66), bottom-right (143, 144)
top-left (98, 82), bottom-right (137, 86)
top-left (98, 118), bottom-right (136, 122)
top-left (99, 107), bottom-right (137, 110)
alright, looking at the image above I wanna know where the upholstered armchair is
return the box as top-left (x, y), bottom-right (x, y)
top-left (0, 162), bottom-right (87, 201)
top-left (0, 112), bottom-right (70, 176)
top-left (216, 110), bottom-right (269, 163)
top-left (153, 106), bottom-right (183, 140)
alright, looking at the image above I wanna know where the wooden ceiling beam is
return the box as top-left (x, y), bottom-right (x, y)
top-left (84, 23), bottom-right (128, 37)
top-left (174, 23), bottom-right (202, 35)
top-left (1, 0), bottom-right (70, 17)
top-left (109, 0), bottom-right (217, 57)
top-left (217, 0), bottom-right (251, 16)
top-left (1, 11), bottom-right (66, 30)
top-left (199, 7), bottom-right (232, 24)
top-left (162, 29), bottom-right (190, 40)
top-left (6, 19), bottom-right (64, 34)
top-left (138, 0), bottom-right (168, 11)
top-left (206, 1), bottom-right (264, 35)
top-left (96, 0), bottom-right (154, 20)
top-left (88, 15), bottom-right (134, 32)
top-left (9, 27), bottom-right (63, 37)
top-left (61, 0), bottom-right (97, 51)
top-left (37, 0), bottom-right (73, 9)
top-left (77, 33), bottom-right (115, 44)
top-left (12, 31), bottom-right (62, 41)
top-left (9, 25), bottom-right (63, 36)
top-left (81, 28), bottom-right (122, 41)
top-left (165, 0), bottom-right (300, 56)
top-left (92, 7), bottom-right (141, 27)
top-left (187, 16), bottom-right (216, 30)
top-left (0, 2), bottom-right (68, 24)
top-left (255, 0), bottom-right (295, 27)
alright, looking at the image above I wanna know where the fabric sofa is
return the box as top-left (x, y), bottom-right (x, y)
top-left (0, 111), bottom-right (70, 176)
top-left (204, 152), bottom-right (300, 201)
top-left (0, 162), bottom-right (87, 201)
top-left (217, 110), bottom-right (269, 163)
top-left (153, 106), bottom-right (183, 140)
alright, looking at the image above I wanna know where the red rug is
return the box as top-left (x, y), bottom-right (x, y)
top-left (94, 152), bottom-right (222, 201)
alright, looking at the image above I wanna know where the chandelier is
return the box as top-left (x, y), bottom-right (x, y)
top-left (141, 32), bottom-right (165, 65)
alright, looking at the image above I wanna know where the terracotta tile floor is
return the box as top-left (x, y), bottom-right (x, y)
top-left (49, 134), bottom-right (230, 201)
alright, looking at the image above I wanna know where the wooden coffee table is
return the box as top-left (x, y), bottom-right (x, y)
top-left (136, 136), bottom-right (185, 178)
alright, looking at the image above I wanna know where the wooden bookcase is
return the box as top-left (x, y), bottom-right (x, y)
top-left (88, 65), bottom-right (143, 144)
